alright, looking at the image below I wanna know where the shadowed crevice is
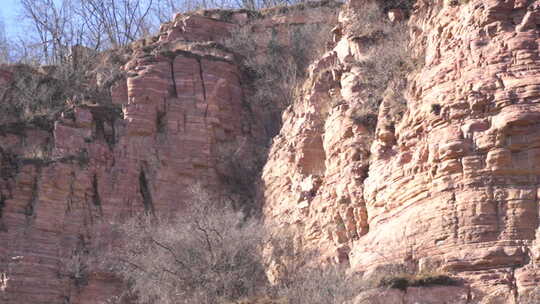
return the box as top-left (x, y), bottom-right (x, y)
top-left (91, 174), bottom-right (103, 216)
top-left (197, 58), bottom-right (207, 102)
top-left (139, 169), bottom-right (154, 215)
top-left (169, 59), bottom-right (178, 98)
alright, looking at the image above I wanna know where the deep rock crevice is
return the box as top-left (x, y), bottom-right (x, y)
top-left (24, 168), bottom-right (41, 225)
top-left (0, 195), bottom-right (6, 232)
top-left (138, 169), bottom-right (154, 215)
top-left (91, 174), bottom-right (102, 216)
top-left (197, 58), bottom-right (208, 103)
top-left (169, 60), bottom-right (178, 98)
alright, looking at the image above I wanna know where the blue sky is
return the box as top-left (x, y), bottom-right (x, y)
top-left (2, 0), bottom-right (23, 36)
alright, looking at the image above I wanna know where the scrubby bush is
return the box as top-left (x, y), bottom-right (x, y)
top-left (379, 0), bottom-right (416, 13)
top-left (378, 270), bottom-right (458, 291)
top-left (96, 186), bottom-right (267, 304)
top-left (276, 265), bottom-right (365, 304)
top-left (0, 65), bottom-right (67, 123)
top-left (358, 262), bottom-right (459, 292)
top-left (0, 49), bottom-right (126, 124)
top-left (92, 185), bottom-right (372, 304)
top-left (224, 19), bottom-right (332, 137)
top-left (345, 1), bottom-right (415, 128)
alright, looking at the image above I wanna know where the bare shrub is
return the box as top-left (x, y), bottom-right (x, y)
top-left (0, 47), bottom-right (126, 124)
top-left (93, 186), bottom-right (369, 304)
top-left (97, 186), bottom-right (267, 304)
top-left (276, 265), bottom-right (365, 304)
top-left (358, 262), bottom-right (459, 292)
top-left (379, 0), bottom-right (416, 13)
top-left (260, 227), bottom-right (366, 304)
top-left (345, 1), bottom-right (414, 126)
top-left (0, 65), bottom-right (67, 122)
top-left (224, 20), bottom-right (332, 137)
top-left (377, 268), bottom-right (458, 291)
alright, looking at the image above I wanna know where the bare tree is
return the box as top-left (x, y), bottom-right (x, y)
top-left (96, 186), bottom-right (267, 304)
top-left (18, 0), bottom-right (155, 64)
top-left (77, 0), bottom-right (154, 48)
top-left (0, 13), bottom-right (10, 63)
top-left (19, 0), bottom-right (86, 64)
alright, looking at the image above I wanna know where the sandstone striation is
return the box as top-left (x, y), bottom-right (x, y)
top-left (0, 4), bottom-right (341, 303)
top-left (2, 0), bottom-right (540, 302)
top-left (0, 12), bottom-right (250, 304)
top-left (262, 0), bottom-right (540, 302)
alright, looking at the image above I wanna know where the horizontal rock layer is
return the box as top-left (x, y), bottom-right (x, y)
top-left (0, 4), bottom-right (342, 303)
top-left (262, 0), bottom-right (540, 302)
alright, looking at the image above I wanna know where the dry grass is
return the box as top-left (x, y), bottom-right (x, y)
top-left (224, 19), bottom-right (332, 137)
top-left (0, 48), bottom-right (127, 124)
top-left (343, 1), bottom-right (417, 129)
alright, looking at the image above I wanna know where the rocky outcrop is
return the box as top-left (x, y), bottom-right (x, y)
top-left (351, 286), bottom-right (471, 304)
top-left (262, 0), bottom-right (540, 302)
top-left (0, 13), bottom-right (247, 304)
top-left (0, 4), bottom-right (341, 304)
top-left (2, 0), bottom-right (540, 302)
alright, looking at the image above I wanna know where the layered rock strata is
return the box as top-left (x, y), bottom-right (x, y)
top-left (0, 6), bottom-right (334, 303)
top-left (0, 35), bottom-right (246, 304)
top-left (0, 3), bottom-right (343, 303)
top-left (262, 0), bottom-right (540, 302)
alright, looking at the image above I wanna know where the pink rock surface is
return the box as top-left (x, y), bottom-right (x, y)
top-left (261, 0), bottom-right (540, 302)
top-left (0, 15), bottom-right (252, 304)
top-left (351, 286), bottom-right (471, 304)
top-left (3, 0), bottom-right (540, 302)
top-left (0, 4), bottom-right (342, 303)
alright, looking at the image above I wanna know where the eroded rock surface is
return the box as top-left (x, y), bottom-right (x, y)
top-left (262, 0), bottom-right (540, 302)
top-left (2, 0), bottom-right (540, 302)
top-left (0, 12), bottom-right (251, 304)
top-left (0, 3), bottom-right (343, 303)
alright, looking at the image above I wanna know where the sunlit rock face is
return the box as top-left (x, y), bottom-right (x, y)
top-left (0, 12), bottom-right (249, 304)
top-left (0, 4), bottom-right (342, 303)
top-left (262, 0), bottom-right (540, 301)
top-left (2, 0), bottom-right (540, 302)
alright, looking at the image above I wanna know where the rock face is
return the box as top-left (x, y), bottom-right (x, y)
top-left (0, 12), bottom-right (248, 304)
top-left (0, 4), bottom-right (341, 304)
top-left (262, 0), bottom-right (540, 302)
top-left (2, 0), bottom-right (540, 303)
top-left (352, 286), bottom-right (472, 304)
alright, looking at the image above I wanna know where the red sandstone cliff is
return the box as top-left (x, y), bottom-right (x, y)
top-left (0, 20), bottom-right (250, 303)
top-left (0, 4), bottom-right (339, 304)
top-left (1, 0), bottom-right (540, 303)
top-left (262, 0), bottom-right (540, 302)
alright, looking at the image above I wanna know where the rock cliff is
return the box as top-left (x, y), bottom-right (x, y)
top-left (0, 22), bottom-right (249, 303)
top-left (262, 0), bottom-right (540, 302)
top-left (1, 0), bottom-right (540, 303)
top-left (0, 3), bottom-right (340, 303)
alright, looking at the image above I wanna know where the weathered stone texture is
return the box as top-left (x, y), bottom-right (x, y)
top-left (3, 0), bottom-right (540, 302)
top-left (0, 4), bottom-right (343, 303)
top-left (0, 13), bottom-right (251, 304)
top-left (262, 0), bottom-right (540, 302)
